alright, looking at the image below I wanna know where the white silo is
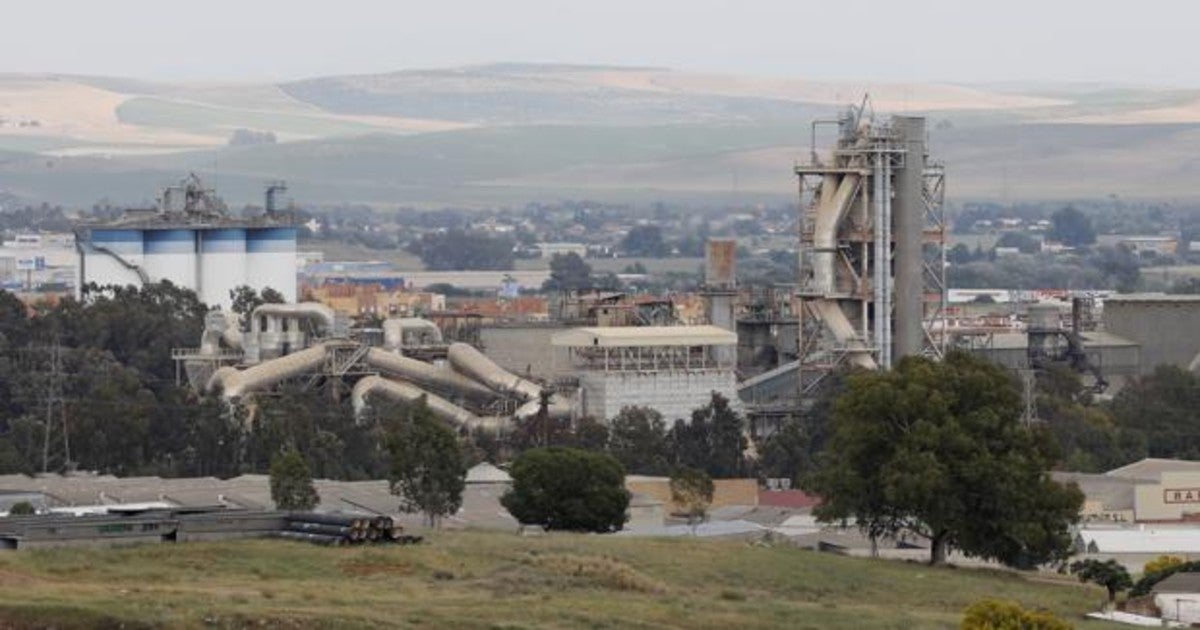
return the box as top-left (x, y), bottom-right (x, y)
top-left (78, 229), bottom-right (145, 293)
top-left (142, 229), bottom-right (197, 290)
top-left (245, 227), bottom-right (297, 302)
top-left (198, 228), bottom-right (247, 308)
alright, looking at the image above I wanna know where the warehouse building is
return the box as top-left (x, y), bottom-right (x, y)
top-left (552, 325), bottom-right (738, 421)
top-left (1056, 458), bottom-right (1200, 524)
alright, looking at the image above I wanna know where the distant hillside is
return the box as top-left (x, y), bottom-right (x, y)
top-left (1, 64), bottom-right (1198, 206)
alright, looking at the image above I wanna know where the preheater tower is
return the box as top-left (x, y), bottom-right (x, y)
top-left (793, 102), bottom-right (945, 393)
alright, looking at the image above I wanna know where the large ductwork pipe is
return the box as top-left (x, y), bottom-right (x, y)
top-left (200, 311), bottom-right (243, 355)
top-left (447, 343), bottom-right (543, 401)
top-left (382, 318), bottom-right (443, 349)
top-left (351, 376), bottom-right (509, 432)
top-left (206, 344), bottom-right (330, 398)
top-left (363, 348), bottom-right (496, 403)
top-left (250, 303), bottom-right (336, 334)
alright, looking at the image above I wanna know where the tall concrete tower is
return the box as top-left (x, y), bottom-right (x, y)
top-left (792, 102), bottom-right (945, 396)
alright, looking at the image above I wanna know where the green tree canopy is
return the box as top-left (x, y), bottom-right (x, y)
top-left (668, 393), bottom-right (747, 478)
top-left (502, 447), bottom-right (629, 533)
top-left (804, 351), bottom-right (1084, 566)
top-left (270, 447), bottom-right (319, 511)
top-left (386, 398), bottom-right (466, 528)
top-left (1048, 205), bottom-right (1097, 247)
top-left (1070, 559), bottom-right (1132, 604)
top-left (620, 225), bottom-right (668, 257)
top-left (608, 406), bottom-right (671, 475)
top-left (1111, 365), bottom-right (1200, 460)
top-left (669, 466), bottom-right (714, 529)
top-left (542, 252), bottom-right (593, 292)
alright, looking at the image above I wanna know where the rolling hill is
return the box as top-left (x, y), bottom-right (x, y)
top-left (0, 64), bottom-right (1197, 207)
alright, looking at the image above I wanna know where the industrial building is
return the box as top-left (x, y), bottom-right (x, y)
top-left (1055, 458), bottom-right (1200, 524)
top-left (75, 175), bottom-right (297, 309)
top-left (1103, 293), bottom-right (1200, 375)
top-left (552, 325), bottom-right (739, 421)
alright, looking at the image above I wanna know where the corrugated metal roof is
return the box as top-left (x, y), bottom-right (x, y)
top-left (1107, 293), bottom-right (1200, 304)
top-left (1078, 528), bottom-right (1200, 553)
top-left (1154, 572), bottom-right (1200, 594)
top-left (552, 325), bottom-right (737, 348)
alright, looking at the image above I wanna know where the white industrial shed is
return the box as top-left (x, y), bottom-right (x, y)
top-left (552, 325), bottom-right (740, 422)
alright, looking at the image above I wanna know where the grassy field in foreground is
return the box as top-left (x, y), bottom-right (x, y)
top-left (0, 530), bottom-right (1119, 629)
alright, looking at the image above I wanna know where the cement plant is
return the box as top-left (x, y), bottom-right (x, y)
top-left (4, 4), bottom-right (1200, 628)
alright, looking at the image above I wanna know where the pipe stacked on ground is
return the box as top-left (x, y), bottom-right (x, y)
top-left (278, 513), bottom-right (422, 546)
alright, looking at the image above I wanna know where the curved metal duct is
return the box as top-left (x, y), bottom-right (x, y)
top-left (447, 343), bottom-right (543, 400)
top-left (513, 396), bottom-right (575, 421)
top-left (364, 348), bottom-right (496, 402)
top-left (351, 376), bottom-right (509, 432)
top-left (206, 343), bottom-right (330, 398)
top-left (250, 302), bottom-right (336, 334)
top-left (200, 311), bottom-right (243, 355)
top-left (382, 318), bottom-right (443, 349)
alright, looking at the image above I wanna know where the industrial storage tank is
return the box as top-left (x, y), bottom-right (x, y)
top-left (74, 177), bottom-right (297, 309)
top-left (246, 228), bottom-right (298, 303)
top-left (141, 229), bottom-right (198, 290)
top-left (198, 229), bottom-right (247, 307)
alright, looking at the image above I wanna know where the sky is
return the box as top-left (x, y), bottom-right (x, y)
top-left (2, 0), bottom-right (1197, 87)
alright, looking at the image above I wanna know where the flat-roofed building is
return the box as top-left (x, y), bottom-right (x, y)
top-left (552, 325), bottom-right (738, 421)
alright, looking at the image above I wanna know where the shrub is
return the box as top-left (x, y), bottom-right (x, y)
top-left (502, 447), bottom-right (629, 533)
top-left (7, 501), bottom-right (35, 516)
top-left (960, 599), bottom-right (1070, 630)
top-left (269, 448), bottom-right (319, 511)
top-left (1143, 555), bottom-right (1185, 576)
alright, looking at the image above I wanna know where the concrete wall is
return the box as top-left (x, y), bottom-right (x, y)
top-left (479, 326), bottom-right (565, 380)
top-left (1105, 297), bottom-right (1200, 374)
top-left (580, 369), bottom-right (738, 422)
top-left (626, 477), bottom-right (759, 512)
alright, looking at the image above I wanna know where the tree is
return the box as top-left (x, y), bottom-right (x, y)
top-left (1070, 559), bottom-right (1132, 605)
top-left (995, 231), bottom-right (1041, 254)
top-left (386, 399), bottom-right (467, 528)
top-left (757, 417), bottom-right (810, 487)
top-left (608, 406), bottom-right (671, 475)
top-left (620, 225), bottom-right (668, 257)
top-left (1048, 206), bottom-right (1096, 247)
top-left (668, 393), bottom-right (747, 478)
top-left (408, 229), bottom-right (515, 271)
top-left (542, 253), bottom-right (593, 292)
top-left (230, 285), bottom-right (285, 331)
top-left (502, 447), bottom-right (629, 533)
top-left (1111, 365), bottom-right (1200, 460)
top-left (270, 447), bottom-right (319, 511)
top-left (804, 351), bottom-right (1084, 567)
top-left (960, 599), bottom-right (1071, 630)
top-left (669, 467), bottom-right (713, 532)
top-left (7, 501), bottom-right (35, 516)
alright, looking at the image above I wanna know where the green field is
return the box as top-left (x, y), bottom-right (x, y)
top-left (0, 530), bottom-right (1119, 629)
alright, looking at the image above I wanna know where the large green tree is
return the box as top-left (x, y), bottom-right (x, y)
top-left (804, 351), bottom-right (1084, 566)
top-left (1111, 365), bottom-right (1200, 460)
top-left (542, 252), bottom-right (593, 292)
top-left (668, 393), bottom-right (747, 478)
top-left (386, 399), bottom-right (467, 528)
top-left (502, 447), bottom-right (629, 533)
top-left (607, 406), bottom-right (670, 475)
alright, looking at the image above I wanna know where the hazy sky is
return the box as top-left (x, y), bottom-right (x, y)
top-left (3, 0), bottom-right (1197, 86)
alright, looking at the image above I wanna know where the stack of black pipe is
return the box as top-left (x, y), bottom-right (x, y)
top-left (277, 513), bottom-right (423, 546)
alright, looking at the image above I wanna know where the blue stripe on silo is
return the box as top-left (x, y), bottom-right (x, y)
top-left (246, 228), bottom-right (296, 253)
top-left (144, 230), bottom-right (196, 254)
top-left (89, 229), bottom-right (143, 255)
top-left (200, 229), bottom-right (246, 253)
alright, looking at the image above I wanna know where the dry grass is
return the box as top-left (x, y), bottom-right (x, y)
top-left (0, 529), bottom-right (1128, 629)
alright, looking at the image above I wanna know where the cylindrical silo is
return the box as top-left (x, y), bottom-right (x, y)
top-left (246, 227), bottom-right (297, 302)
top-left (81, 229), bottom-right (145, 292)
top-left (142, 229), bottom-right (198, 292)
top-left (198, 228), bottom-right (247, 309)
top-left (891, 116), bottom-right (926, 361)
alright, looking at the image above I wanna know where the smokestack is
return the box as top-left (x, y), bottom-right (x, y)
top-left (891, 116), bottom-right (926, 360)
